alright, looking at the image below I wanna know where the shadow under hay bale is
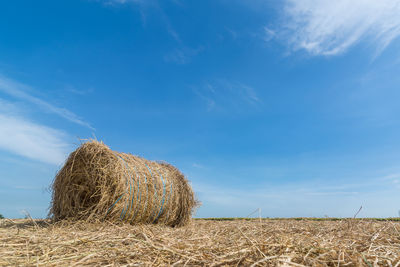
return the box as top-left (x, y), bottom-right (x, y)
top-left (49, 141), bottom-right (198, 227)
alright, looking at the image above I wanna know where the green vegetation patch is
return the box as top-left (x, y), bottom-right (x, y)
top-left (195, 217), bottom-right (400, 221)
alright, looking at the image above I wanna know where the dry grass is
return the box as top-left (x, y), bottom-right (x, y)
top-left (50, 140), bottom-right (197, 227)
top-left (1, 218), bottom-right (399, 266)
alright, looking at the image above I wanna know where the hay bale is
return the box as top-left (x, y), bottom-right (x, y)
top-left (49, 140), bottom-right (198, 227)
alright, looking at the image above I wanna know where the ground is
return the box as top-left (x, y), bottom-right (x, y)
top-left (1, 218), bottom-right (399, 266)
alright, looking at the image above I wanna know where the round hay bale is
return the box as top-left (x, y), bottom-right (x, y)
top-left (49, 140), bottom-right (198, 227)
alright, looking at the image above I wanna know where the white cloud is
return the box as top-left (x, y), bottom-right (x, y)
top-left (225, 27), bottom-right (239, 40)
top-left (105, 0), bottom-right (144, 4)
top-left (0, 75), bottom-right (88, 165)
top-left (263, 27), bottom-right (275, 42)
top-left (281, 0), bottom-right (400, 56)
top-left (0, 113), bottom-right (69, 165)
top-left (194, 80), bottom-right (261, 112)
top-left (64, 85), bottom-right (94, 96)
top-left (192, 163), bottom-right (205, 169)
top-left (193, 179), bottom-right (400, 218)
top-left (164, 48), bottom-right (192, 65)
top-left (0, 98), bottom-right (21, 115)
top-left (0, 76), bottom-right (93, 130)
top-left (103, 0), bottom-right (157, 9)
top-left (164, 46), bottom-right (204, 65)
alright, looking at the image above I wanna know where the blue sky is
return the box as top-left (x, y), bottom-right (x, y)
top-left (1, 0), bottom-right (400, 219)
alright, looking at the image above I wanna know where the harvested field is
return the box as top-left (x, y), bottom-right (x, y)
top-left (1, 218), bottom-right (399, 266)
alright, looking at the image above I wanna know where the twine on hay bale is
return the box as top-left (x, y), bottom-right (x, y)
top-left (49, 140), bottom-right (198, 227)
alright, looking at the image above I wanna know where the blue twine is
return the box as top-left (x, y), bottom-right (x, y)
top-left (106, 153), bottom-right (133, 221)
top-left (126, 156), bottom-right (137, 221)
top-left (140, 170), bottom-right (149, 221)
top-left (153, 170), bottom-right (166, 222)
top-left (117, 154), bottom-right (133, 221)
top-left (105, 155), bottom-right (174, 225)
top-left (105, 152), bottom-right (130, 219)
top-left (163, 175), bottom-right (174, 222)
top-left (129, 166), bottom-right (141, 222)
top-left (145, 163), bottom-right (160, 221)
top-left (105, 193), bottom-right (125, 217)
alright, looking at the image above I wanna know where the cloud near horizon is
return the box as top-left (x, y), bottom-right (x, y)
top-left (0, 113), bottom-right (70, 165)
top-left (193, 176), bottom-right (400, 218)
top-left (280, 0), bottom-right (400, 56)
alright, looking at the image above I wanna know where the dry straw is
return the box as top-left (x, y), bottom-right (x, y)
top-left (2, 218), bottom-right (400, 266)
top-left (50, 140), bottom-right (197, 227)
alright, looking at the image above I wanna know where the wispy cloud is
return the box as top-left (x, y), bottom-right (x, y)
top-left (101, 0), bottom-right (202, 64)
top-left (263, 27), bottom-right (275, 42)
top-left (0, 76), bottom-right (93, 130)
top-left (194, 80), bottom-right (261, 112)
top-left (0, 113), bottom-right (70, 165)
top-left (305, 191), bottom-right (359, 196)
top-left (164, 46), bottom-right (204, 64)
top-left (161, 11), bottom-right (204, 64)
top-left (64, 85), bottom-right (94, 96)
top-left (193, 178), bottom-right (399, 218)
top-left (279, 0), bottom-right (400, 56)
top-left (380, 173), bottom-right (400, 181)
top-left (379, 173), bottom-right (400, 189)
top-left (192, 163), bottom-right (205, 169)
top-left (225, 27), bottom-right (239, 40)
top-left (0, 75), bottom-right (91, 165)
top-left (0, 98), bottom-right (22, 115)
top-left (103, 0), bottom-right (146, 5)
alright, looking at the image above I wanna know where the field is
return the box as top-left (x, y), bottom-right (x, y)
top-left (1, 218), bottom-right (399, 266)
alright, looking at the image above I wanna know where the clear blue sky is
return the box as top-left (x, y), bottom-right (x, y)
top-left (1, 0), bottom-right (400, 219)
